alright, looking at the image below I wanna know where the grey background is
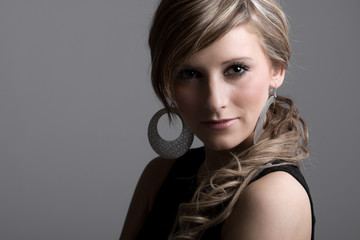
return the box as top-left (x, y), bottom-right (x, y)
top-left (0, 0), bottom-right (359, 239)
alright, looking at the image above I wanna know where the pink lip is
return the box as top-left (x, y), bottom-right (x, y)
top-left (202, 118), bottom-right (238, 130)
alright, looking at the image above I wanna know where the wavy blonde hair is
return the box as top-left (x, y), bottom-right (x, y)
top-left (148, 0), bottom-right (308, 239)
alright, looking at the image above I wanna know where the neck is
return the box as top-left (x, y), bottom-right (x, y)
top-left (203, 148), bottom-right (233, 172)
top-left (202, 134), bottom-right (254, 173)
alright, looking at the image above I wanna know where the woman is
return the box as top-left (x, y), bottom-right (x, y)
top-left (121, 0), bottom-right (315, 239)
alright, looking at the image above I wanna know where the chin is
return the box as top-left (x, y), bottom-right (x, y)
top-left (202, 135), bottom-right (254, 152)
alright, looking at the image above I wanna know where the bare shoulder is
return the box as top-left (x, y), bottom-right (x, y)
top-left (222, 171), bottom-right (312, 240)
top-left (120, 157), bottom-right (176, 240)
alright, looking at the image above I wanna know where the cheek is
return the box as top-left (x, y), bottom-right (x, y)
top-left (232, 76), bottom-right (269, 110)
top-left (173, 86), bottom-right (197, 111)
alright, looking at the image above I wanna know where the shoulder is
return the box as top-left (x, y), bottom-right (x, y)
top-left (138, 157), bottom-right (177, 208)
top-left (120, 157), bottom-right (176, 240)
top-left (222, 170), bottom-right (312, 240)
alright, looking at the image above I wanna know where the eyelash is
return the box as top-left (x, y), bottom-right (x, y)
top-left (224, 62), bottom-right (249, 78)
top-left (176, 69), bottom-right (201, 81)
top-left (176, 62), bottom-right (249, 81)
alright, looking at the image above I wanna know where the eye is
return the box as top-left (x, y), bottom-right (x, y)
top-left (176, 69), bottom-right (202, 80)
top-left (224, 63), bottom-right (249, 78)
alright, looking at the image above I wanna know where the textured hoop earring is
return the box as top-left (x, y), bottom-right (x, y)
top-left (253, 95), bottom-right (276, 144)
top-left (148, 108), bottom-right (194, 159)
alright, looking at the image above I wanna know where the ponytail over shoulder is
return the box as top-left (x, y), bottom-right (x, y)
top-left (169, 96), bottom-right (309, 239)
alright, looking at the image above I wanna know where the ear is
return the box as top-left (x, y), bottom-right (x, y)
top-left (270, 66), bottom-right (285, 88)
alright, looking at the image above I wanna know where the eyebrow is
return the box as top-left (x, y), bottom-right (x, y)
top-left (221, 57), bottom-right (254, 65)
top-left (179, 57), bottom-right (254, 71)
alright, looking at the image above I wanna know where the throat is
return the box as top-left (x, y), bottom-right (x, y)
top-left (197, 139), bottom-right (254, 184)
top-left (196, 149), bottom-right (233, 185)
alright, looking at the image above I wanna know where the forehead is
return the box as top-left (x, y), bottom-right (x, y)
top-left (184, 24), bottom-right (266, 66)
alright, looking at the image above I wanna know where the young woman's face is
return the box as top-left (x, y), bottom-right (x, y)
top-left (173, 24), bottom-right (284, 151)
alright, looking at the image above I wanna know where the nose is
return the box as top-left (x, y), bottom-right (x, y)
top-left (202, 76), bottom-right (227, 113)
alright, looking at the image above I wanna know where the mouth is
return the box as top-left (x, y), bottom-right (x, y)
top-left (202, 118), bottom-right (238, 130)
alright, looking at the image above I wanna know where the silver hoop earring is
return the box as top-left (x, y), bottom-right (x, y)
top-left (269, 87), bottom-right (277, 97)
top-left (254, 96), bottom-right (276, 144)
top-left (147, 108), bottom-right (194, 159)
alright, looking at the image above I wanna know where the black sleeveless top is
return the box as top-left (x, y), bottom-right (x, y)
top-left (137, 147), bottom-right (315, 239)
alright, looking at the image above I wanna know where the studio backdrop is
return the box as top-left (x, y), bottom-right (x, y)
top-left (0, 0), bottom-right (359, 239)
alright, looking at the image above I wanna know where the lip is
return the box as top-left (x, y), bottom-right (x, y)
top-left (202, 118), bottom-right (238, 130)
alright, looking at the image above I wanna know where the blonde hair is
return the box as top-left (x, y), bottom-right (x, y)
top-left (148, 0), bottom-right (307, 239)
top-left (149, 0), bottom-right (290, 113)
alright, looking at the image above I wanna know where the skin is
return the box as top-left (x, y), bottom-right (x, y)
top-left (173, 24), bottom-right (284, 171)
top-left (222, 171), bottom-right (312, 240)
top-left (120, 24), bottom-right (312, 240)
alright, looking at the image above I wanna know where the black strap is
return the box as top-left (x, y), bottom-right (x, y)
top-left (250, 164), bottom-right (316, 240)
top-left (137, 149), bottom-right (315, 240)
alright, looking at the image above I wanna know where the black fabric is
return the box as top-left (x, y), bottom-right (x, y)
top-left (137, 147), bottom-right (315, 240)
top-left (137, 148), bottom-right (205, 240)
top-left (250, 164), bottom-right (316, 240)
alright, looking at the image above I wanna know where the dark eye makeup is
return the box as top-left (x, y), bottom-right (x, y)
top-left (176, 69), bottom-right (202, 80)
top-left (176, 62), bottom-right (249, 81)
top-left (224, 62), bottom-right (249, 78)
